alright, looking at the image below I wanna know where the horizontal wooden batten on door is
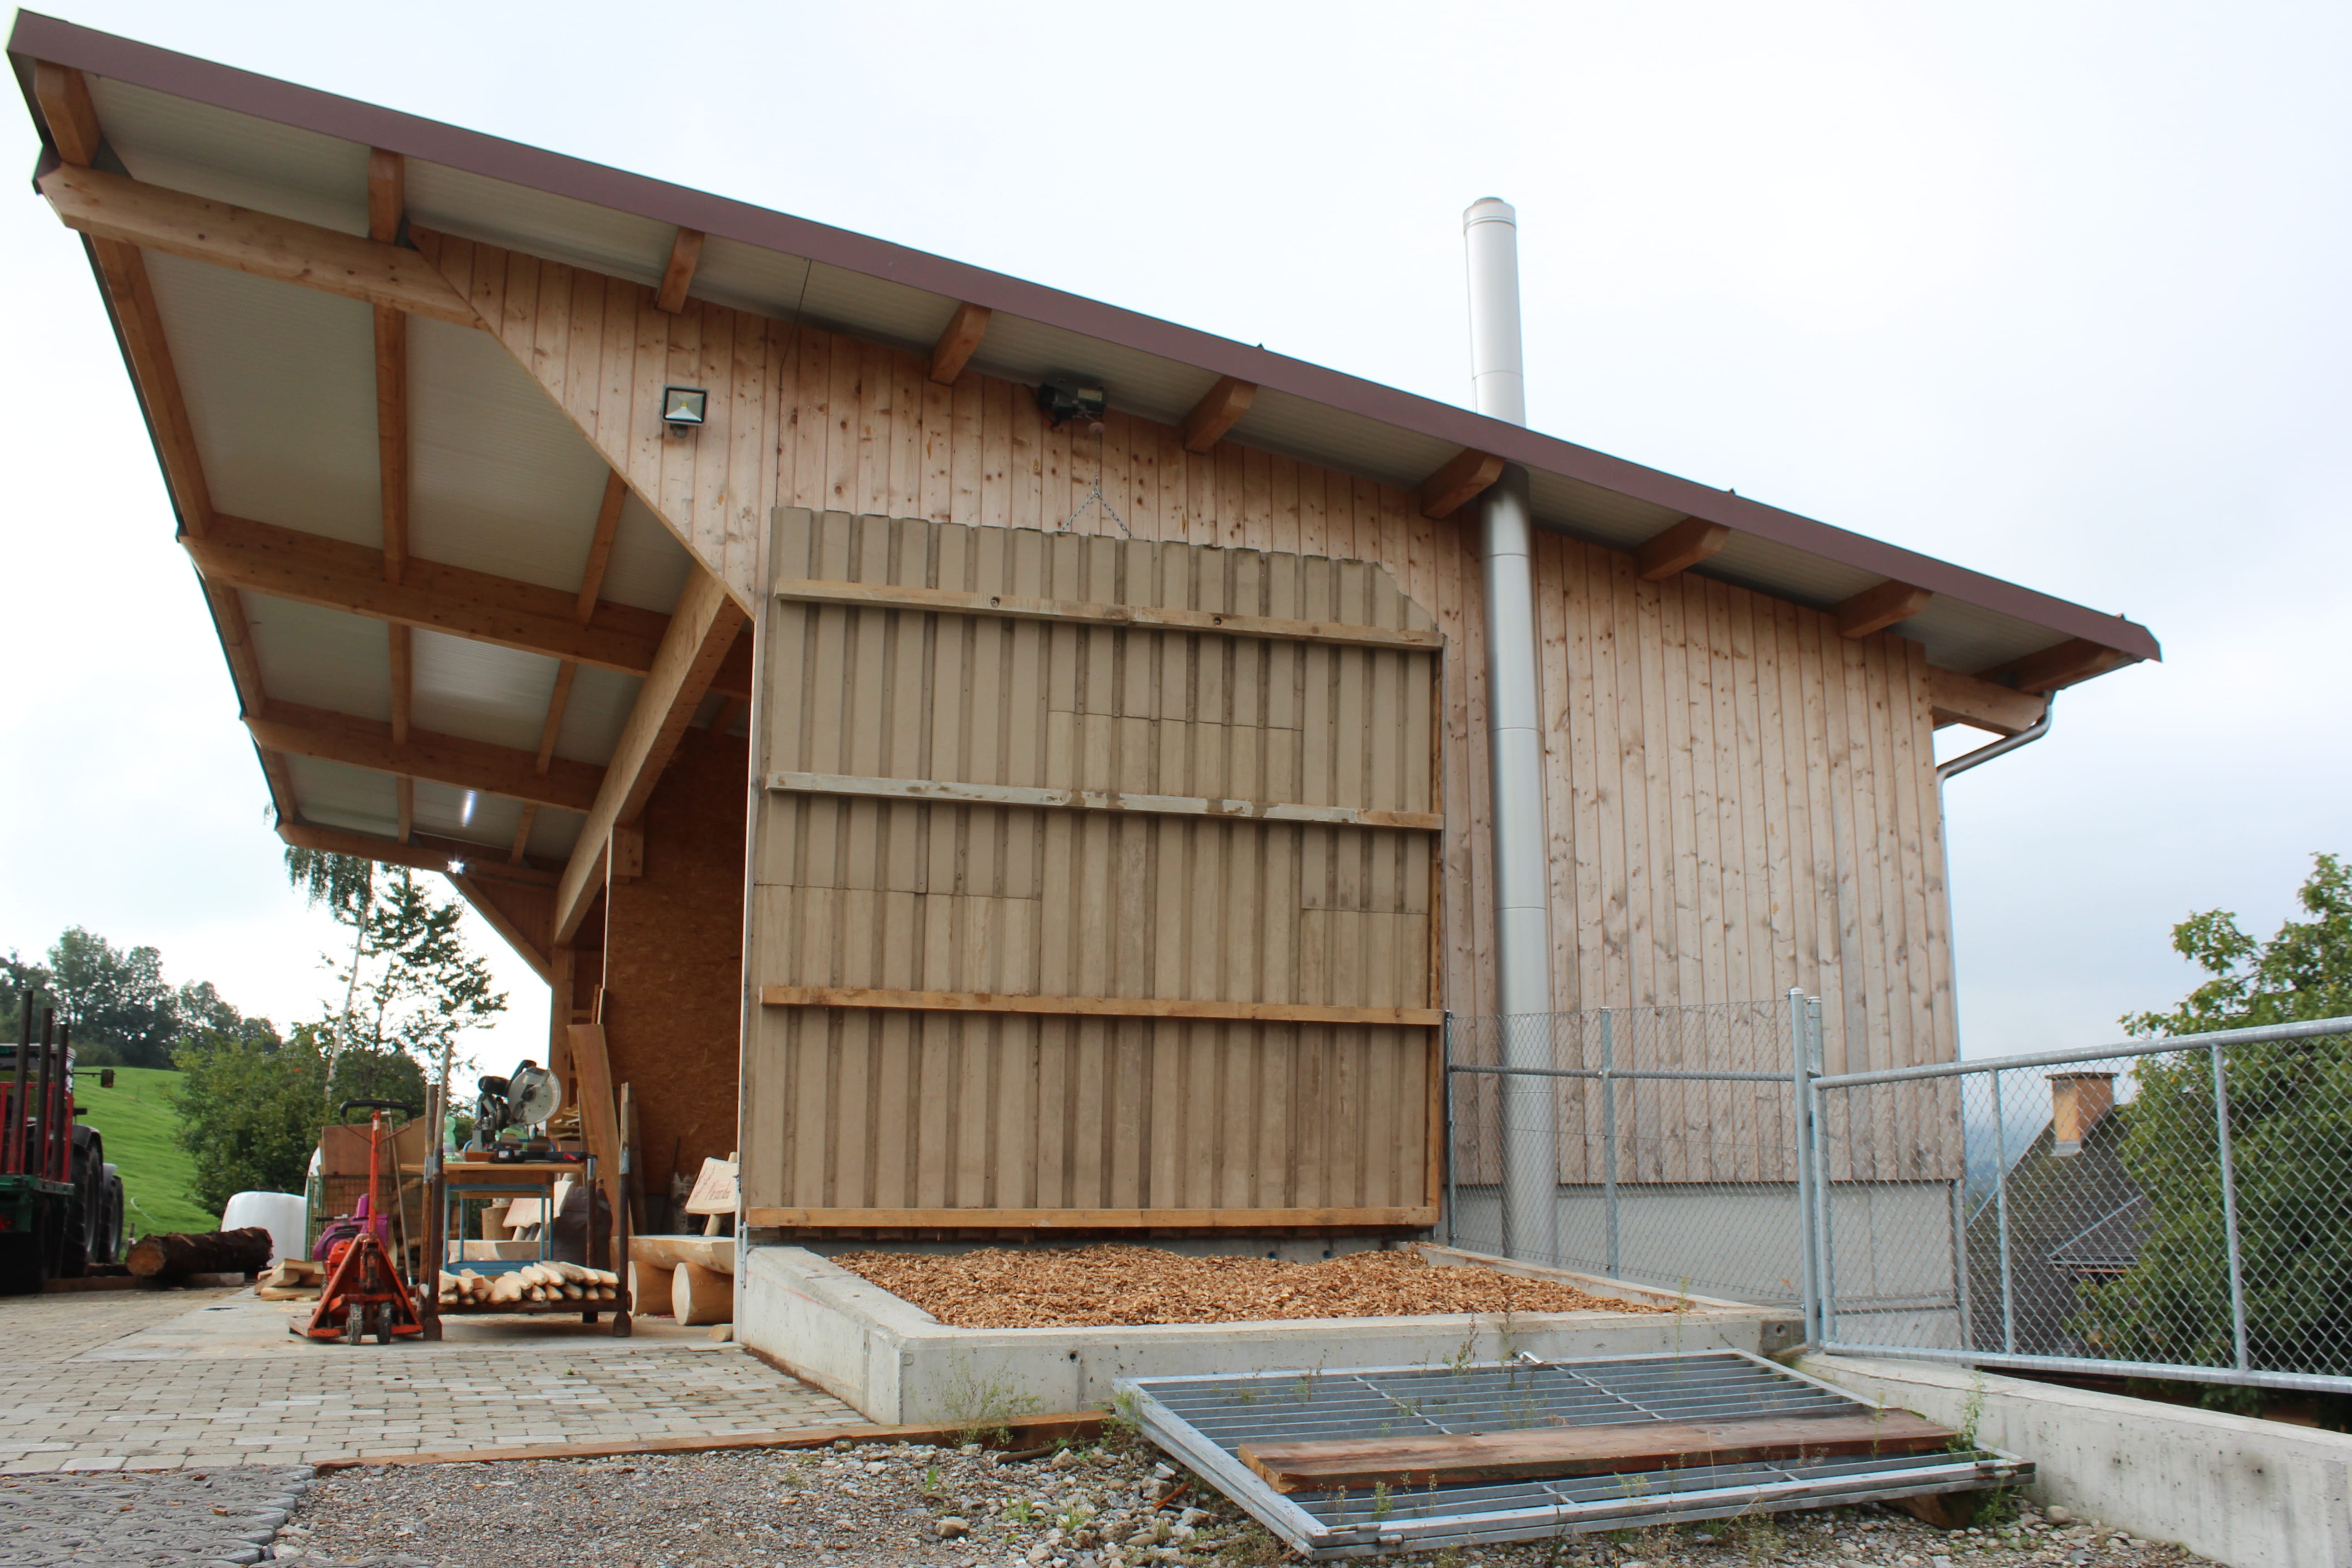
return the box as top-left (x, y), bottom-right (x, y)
top-left (759, 985), bottom-right (1444, 1029)
top-left (773, 578), bottom-right (1441, 652)
top-left (765, 771), bottom-right (1445, 832)
top-left (744, 1205), bottom-right (1439, 1230)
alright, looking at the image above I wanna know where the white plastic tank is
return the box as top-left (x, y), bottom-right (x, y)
top-left (219, 1191), bottom-right (308, 1265)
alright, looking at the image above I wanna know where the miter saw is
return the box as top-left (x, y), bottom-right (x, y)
top-left (468, 1059), bottom-right (564, 1161)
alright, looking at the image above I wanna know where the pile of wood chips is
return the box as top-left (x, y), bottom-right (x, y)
top-left (833, 1245), bottom-right (1671, 1329)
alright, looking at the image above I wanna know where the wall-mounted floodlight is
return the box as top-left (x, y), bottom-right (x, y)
top-left (661, 386), bottom-right (709, 427)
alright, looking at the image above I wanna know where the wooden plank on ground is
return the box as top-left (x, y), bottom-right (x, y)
top-left (1238, 1411), bottom-right (1956, 1494)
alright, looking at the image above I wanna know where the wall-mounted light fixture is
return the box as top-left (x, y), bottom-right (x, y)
top-left (1034, 379), bottom-right (1107, 428)
top-left (661, 386), bottom-right (709, 427)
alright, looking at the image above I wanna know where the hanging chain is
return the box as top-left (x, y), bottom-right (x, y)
top-left (1056, 424), bottom-right (1131, 538)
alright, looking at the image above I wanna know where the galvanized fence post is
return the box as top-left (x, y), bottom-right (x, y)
top-left (1993, 1065), bottom-right (2015, 1355)
top-left (1790, 989), bottom-right (1818, 1345)
top-left (1602, 1009), bottom-right (1620, 1279)
top-left (1442, 1011), bottom-right (1458, 1250)
top-left (1806, 996), bottom-right (1835, 1342)
top-left (2211, 1042), bottom-right (2250, 1372)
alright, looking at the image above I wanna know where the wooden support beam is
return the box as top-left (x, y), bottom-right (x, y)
top-left (1923, 667), bottom-right (2048, 736)
top-left (447, 873), bottom-right (554, 981)
top-left (926, 302), bottom-right (991, 385)
top-left (182, 513), bottom-right (670, 674)
top-left (534, 662), bottom-right (579, 774)
top-left (655, 227), bottom-right (704, 314)
top-left (767, 770), bottom-right (1444, 831)
top-left (91, 235), bottom-right (214, 535)
top-left (395, 775), bottom-right (414, 844)
top-left (1835, 578), bottom-right (1933, 639)
top-left (1417, 448), bottom-right (1505, 519)
top-left (553, 571), bottom-right (746, 943)
top-left (247, 699), bottom-right (605, 813)
top-left (760, 985), bottom-right (1443, 1029)
top-left (388, 623), bottom-right (413, 744)
top-left (509, 805), bottom-right (539, 864)
top-left (277, 820), bottom-right (558, 886)
top-left (31, 61), bottom-right (101, 166)
top-left (1634, 516), bottom-right (1731, 581)
top-left (1980, 637), bottom-right (2132, 695)
top-left (565, 1023), bottom-right (624, 1217)
top-left (774, 578), bottom-right (1441, 651)
top-left (577, 471), bottom-right (628, 622)
top-left (39, 166), bottom-right (479, 328)
top-left (1179, 376), bottom-right (1256, 453)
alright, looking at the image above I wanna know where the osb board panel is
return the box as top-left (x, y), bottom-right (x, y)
top-left (745, 513), bottom-right (1441, 1221)
top-left (602, 729), bottom-right (749, 1201)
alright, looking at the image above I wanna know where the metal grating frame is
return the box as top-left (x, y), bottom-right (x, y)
top-left (1119, 1351), bottom-right (2031, 1559)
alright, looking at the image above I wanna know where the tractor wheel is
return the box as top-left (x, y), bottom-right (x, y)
top-left (97, 1172), bottom-right (124, 1267)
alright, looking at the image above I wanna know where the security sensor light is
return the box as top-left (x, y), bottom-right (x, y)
top-left (661, 385), bottom-right (709, 426)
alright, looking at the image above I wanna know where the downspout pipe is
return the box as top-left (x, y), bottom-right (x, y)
top-left (1464, 197), bottom-right (1558, 1266)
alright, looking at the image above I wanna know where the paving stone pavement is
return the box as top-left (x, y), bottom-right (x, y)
top-left (0, 1287), bottom-right (863, 1474)
top-left (0, 1464), bottom-right (313, 1566)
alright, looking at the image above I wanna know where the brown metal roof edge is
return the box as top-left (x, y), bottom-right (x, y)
top-left (8, 10), bottom-right (2158, 666)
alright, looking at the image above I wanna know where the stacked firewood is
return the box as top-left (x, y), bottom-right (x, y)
top-left (437, 1261), bottom-right (619, 1308)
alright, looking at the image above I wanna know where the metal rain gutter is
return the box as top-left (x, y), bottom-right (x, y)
top-left (1463, 196), bottom-right (1556, 1265)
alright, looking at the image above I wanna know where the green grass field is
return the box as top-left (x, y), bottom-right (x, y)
top-left (74, 1066), bottom-right (216, 1238)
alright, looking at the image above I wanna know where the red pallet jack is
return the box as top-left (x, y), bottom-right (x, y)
top-left (302, 1100), bottom-right (426, 1344)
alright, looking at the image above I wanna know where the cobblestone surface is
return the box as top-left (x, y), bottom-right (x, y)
top-left (0, 1289), bottom-right (860, 1474)
top-left (0, 1464), bottom-right (313, 1565)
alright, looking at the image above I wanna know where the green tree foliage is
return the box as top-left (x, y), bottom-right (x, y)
top-left (172, 1026), bottom-right (427, 1212)
top-left (2075, 853), bottom-right (2352, 1408)
top-left (284, 849), bottom-right (504, 1074)
top-left (2, 933), bottom-right (274, 1066)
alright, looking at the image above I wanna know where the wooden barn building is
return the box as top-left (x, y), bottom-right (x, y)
top-left (12, 16), bottom-right (2157, 1261)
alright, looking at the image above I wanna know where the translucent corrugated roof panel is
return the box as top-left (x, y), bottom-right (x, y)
top-left (1123, 1351), bottom-right (2029, 1558)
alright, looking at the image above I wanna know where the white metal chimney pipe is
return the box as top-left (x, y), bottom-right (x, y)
top-left (1463, 196), bottom-right (1557, 1267)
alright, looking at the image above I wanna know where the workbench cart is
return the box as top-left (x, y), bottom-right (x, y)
top-left (416, 1157), bottom-right (632, 1338)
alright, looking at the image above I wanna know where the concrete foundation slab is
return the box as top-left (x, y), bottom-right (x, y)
top-left (740, 1243), bottom-right (1799, 1427)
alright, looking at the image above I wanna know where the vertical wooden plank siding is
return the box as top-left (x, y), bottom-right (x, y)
top-left (427, 235), bottom-right (1961, 1196)
top-left (745, 512), bottom-right (1443, 1224)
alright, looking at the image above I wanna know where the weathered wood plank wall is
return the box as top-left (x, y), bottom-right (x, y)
top-left (741, 510), bottom-right (1441, 1225)
top-left (429, 232), bottom-right (1958, 1193)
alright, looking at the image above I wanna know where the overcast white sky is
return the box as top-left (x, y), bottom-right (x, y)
top-left (3, 0), bottom-right (2345, 1068)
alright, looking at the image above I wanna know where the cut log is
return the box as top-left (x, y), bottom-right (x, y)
top-left (672, 1260), bottom-right (731, 1326)
top-left (125, 1228), bottom-right (272, 1280)
top-left (1239, 1411), bottom-right (1957, 1493)
top-left (632, 1260), bottom-right (674, 1316)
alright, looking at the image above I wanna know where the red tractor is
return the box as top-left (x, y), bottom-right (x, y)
top-left (2, 998), bottom-right (126, 1294)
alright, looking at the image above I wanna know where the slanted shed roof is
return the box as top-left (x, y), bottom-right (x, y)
top-left (8, 12), bottom-right (2160, 941)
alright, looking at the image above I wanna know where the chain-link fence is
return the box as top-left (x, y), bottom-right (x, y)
top-left (1449, 998), bottom-right (2352, 1397)
top-left (1811, 1016), bottom-right (2352, 1395)
top-left (1445, 1000), bottom-right (1814, 1307)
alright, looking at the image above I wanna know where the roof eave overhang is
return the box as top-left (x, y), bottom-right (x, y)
top-left (7, 9), bottom-right (2160, 669)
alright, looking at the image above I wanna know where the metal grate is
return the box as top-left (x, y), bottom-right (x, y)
top-left (1122, 1351), bottom-right (2031, 1558)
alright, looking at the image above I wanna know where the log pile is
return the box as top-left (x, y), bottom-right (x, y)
top-left (437, 1261), bottom-right (618, 1308)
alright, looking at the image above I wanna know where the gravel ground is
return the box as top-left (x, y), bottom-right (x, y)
top-left (276, 1427), bottom-right (2227, 1568)
top-left (832, 1246), bottom-right (1666, 1329)
top-left (0, 1464), bottom-right (312, 1566)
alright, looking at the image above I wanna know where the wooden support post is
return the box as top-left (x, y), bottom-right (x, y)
top-left (1417, 448), bottom-right (1505, 519)
top-left (565, 1023), bottom-right (624, 1219)
top-left (1635, 516), bottom-right (1731, 581)
top-left (926, 302), bottom-right (991, 384)
top-left (655, 228), bottom-right (705, 314)
top-left (1179, 376), bottom-right (1256, 453)
top-left (1835, 579), bottom-right (1933, 639)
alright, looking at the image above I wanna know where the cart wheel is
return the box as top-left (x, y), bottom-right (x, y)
top-left (375, 1301), bottom-right (394, 1345)
top-left (611, 1311), bottom-right (632, 1338)
top-left (345, 1307), bottom-right (365, 1346)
